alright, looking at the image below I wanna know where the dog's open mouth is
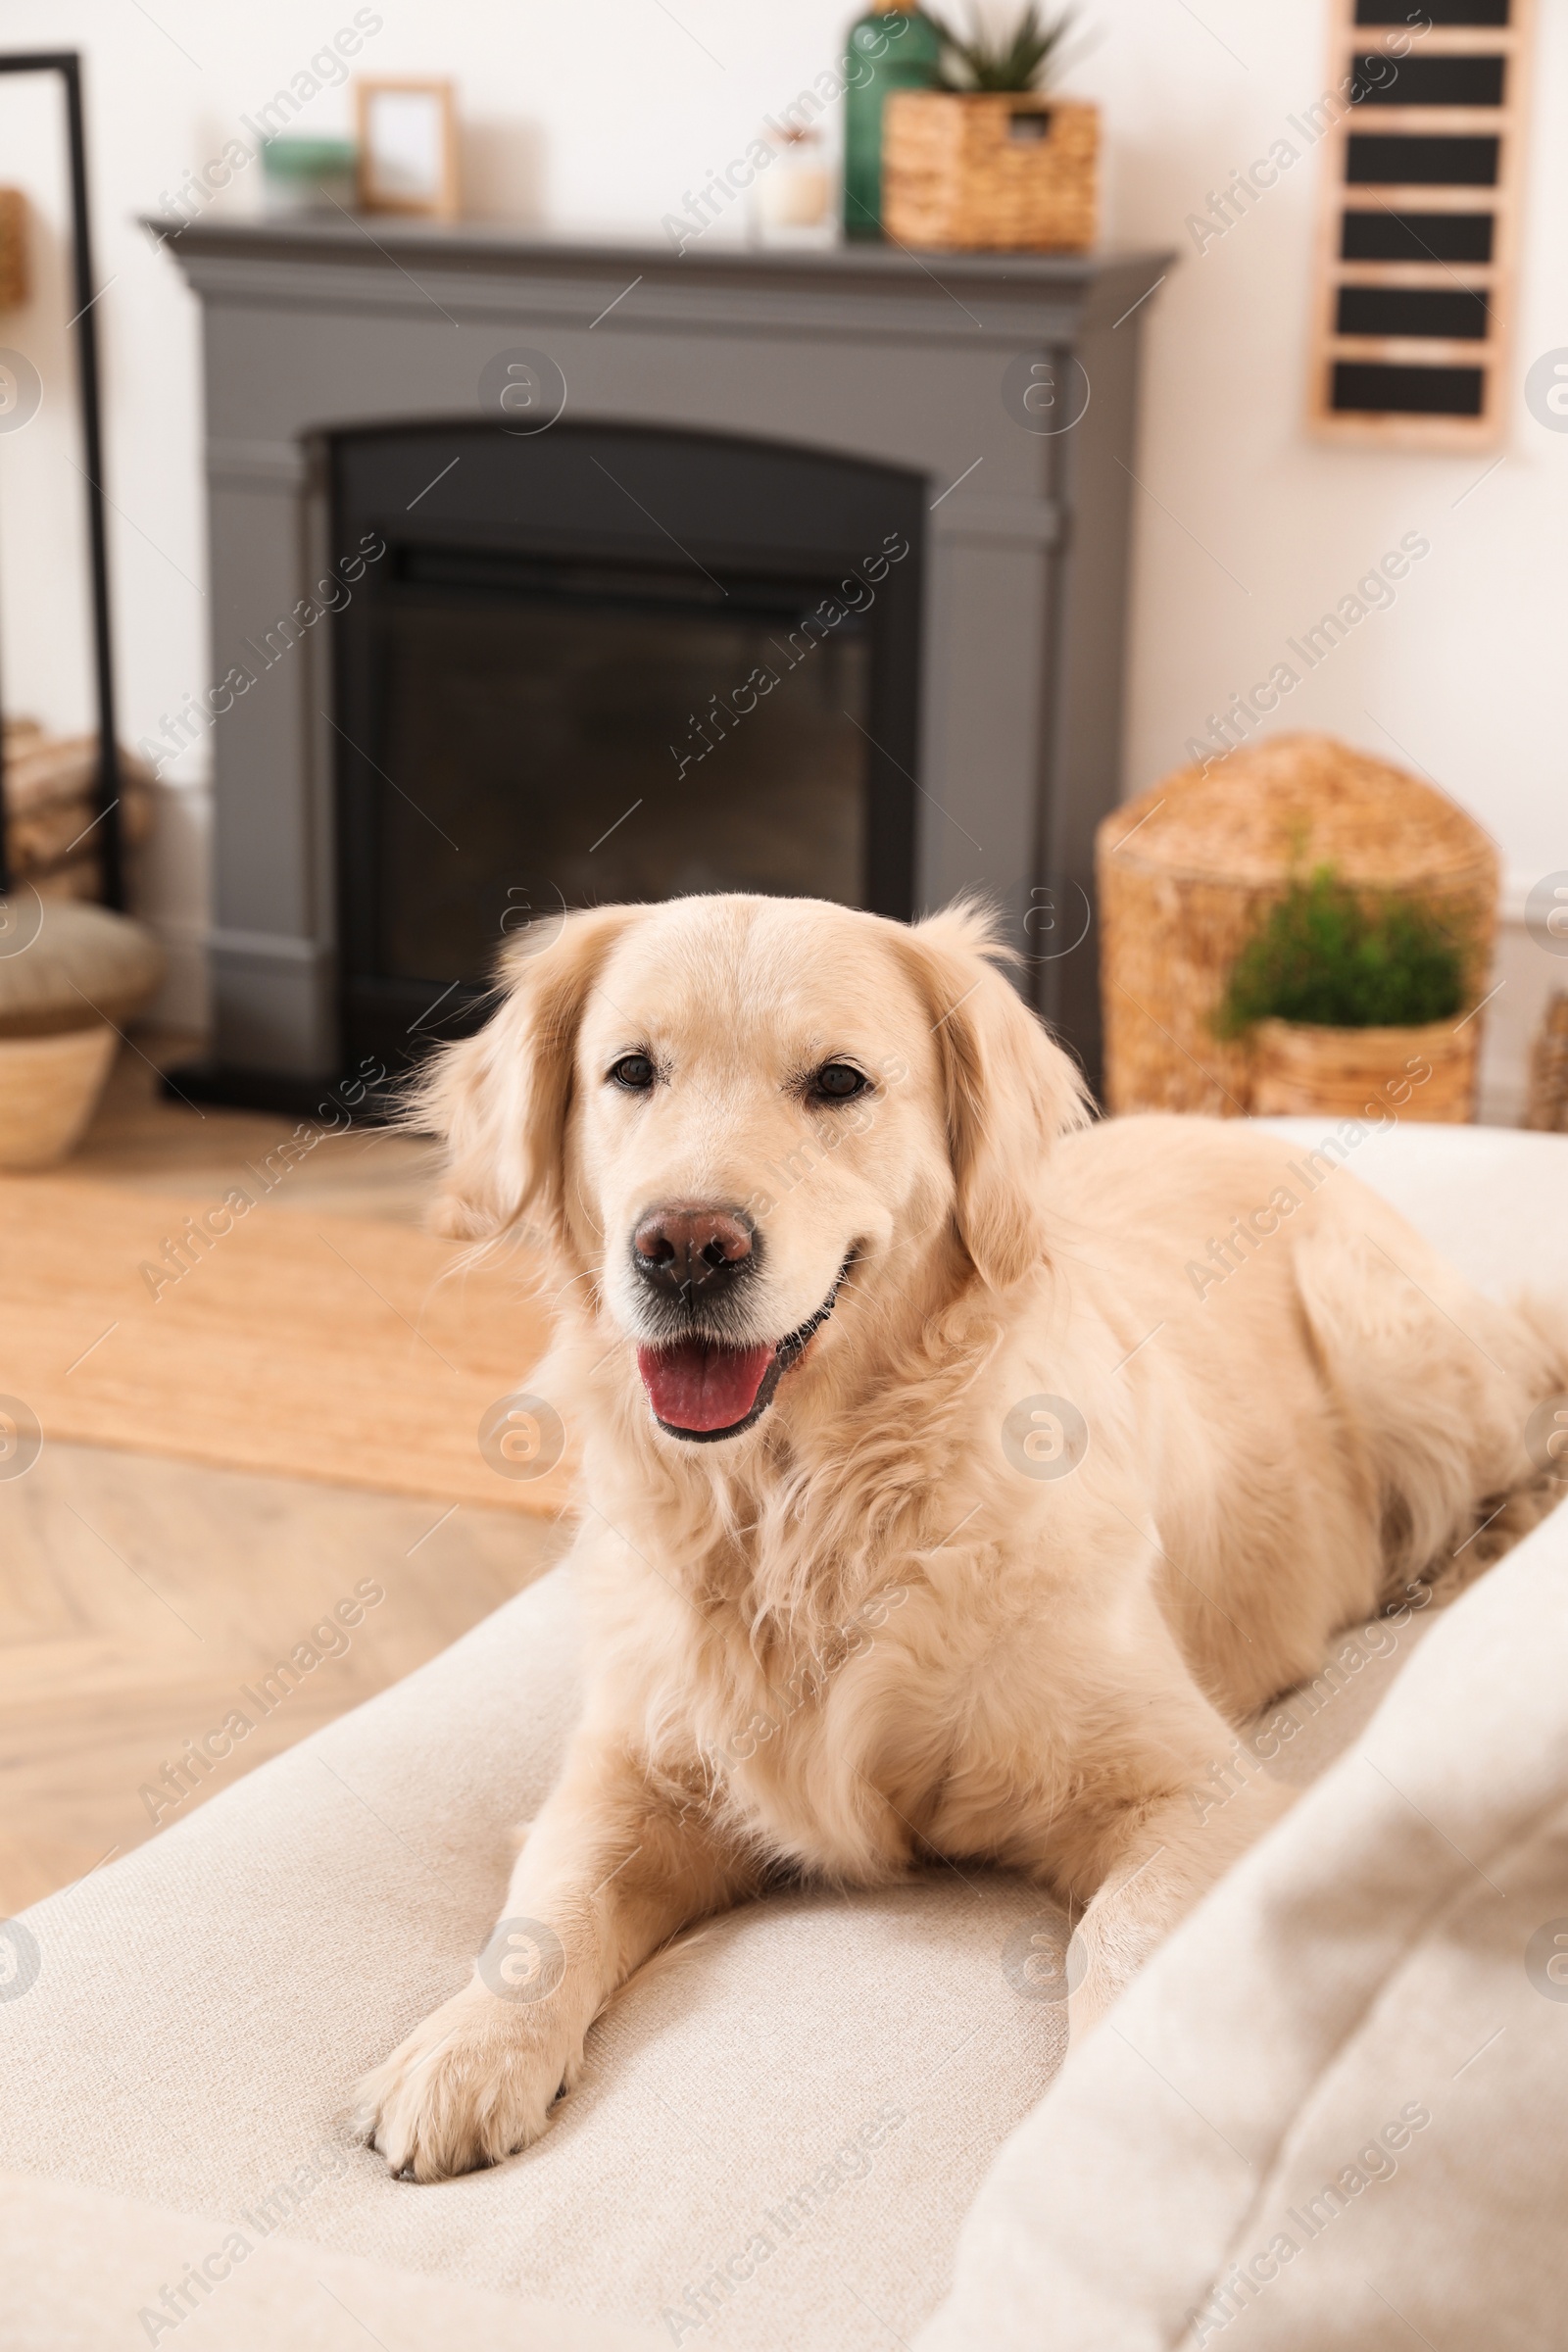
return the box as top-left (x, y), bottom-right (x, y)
top-left (636, 1270), bottom-right (847, 1443)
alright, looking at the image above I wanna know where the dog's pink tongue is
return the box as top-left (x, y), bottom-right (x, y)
top-left (637, 1339), bottom-right (774, 1432)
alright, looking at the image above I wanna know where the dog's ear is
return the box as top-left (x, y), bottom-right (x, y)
top-left (415, 906), bottom-right (639, 1243)
top-left (895, 901), bottom-right (1090, 1292)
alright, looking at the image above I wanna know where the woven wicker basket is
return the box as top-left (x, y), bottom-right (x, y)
top-left (0, 1024), bottom-right (118, 1169)
top-left (1524, 993), bottom-right (1568, 1133)
top-left (1249, 1017), bottom-right (1477, 1122)
top-left (882, 91), bottom-right (1098, 252)
top-left (1096, 733), bottom-right (1498, 1120)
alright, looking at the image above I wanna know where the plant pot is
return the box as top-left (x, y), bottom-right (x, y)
top-left (0, 1022), bottom-right (119, 1169)
top-left (1247, 1016), bottom-right (1478, 1123)
top-left (881, 90), bottom-right (1099, 252)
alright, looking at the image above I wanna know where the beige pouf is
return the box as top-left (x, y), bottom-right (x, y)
top-left (1095, 733), bottom-right (1498, 1118)
top-left (0, 897), bottom-right (165, 1168)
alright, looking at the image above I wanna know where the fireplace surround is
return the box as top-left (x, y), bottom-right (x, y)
top-left (159, 218), bottom-right (1169, 1097)
top-left (329, 417), bottom-right (924, 1069)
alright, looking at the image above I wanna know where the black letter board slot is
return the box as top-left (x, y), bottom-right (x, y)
top-left (1309, 0), bottom-right (1534, 449)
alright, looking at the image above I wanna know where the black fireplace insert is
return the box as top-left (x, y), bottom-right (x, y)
top-left (328, 421), bottom-right (925, 1073)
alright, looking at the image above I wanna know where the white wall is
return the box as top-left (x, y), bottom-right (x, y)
top-left (0, 0), bottom-right (1562, 1090)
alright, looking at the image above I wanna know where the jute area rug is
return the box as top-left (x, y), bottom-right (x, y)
top-left (0, 1172), bottom-right (571, 1516)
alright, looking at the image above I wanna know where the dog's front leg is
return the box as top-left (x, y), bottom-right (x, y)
top-left (1063, 1768), bottom-right (1295, 2042)
top-left (356, 1733), bottom-right (749, 2180)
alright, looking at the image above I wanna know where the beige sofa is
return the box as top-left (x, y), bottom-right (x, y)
top-left (3, 1121), bottom-right (1565, 2351)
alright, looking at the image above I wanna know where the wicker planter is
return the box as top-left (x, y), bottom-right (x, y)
top-left (882, 91), bottom-right (1098, 252)
top-left (1248, 1017), bottom-right (1478, 1123)
top-left (1096, 733), bottom-right (1498, 1119)
top-left (0, 1023), bottom-right (118, 1169)
top-left (1524, 993), bottom-right (1568, 1133)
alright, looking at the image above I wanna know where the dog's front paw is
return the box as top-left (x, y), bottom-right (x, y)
top-left (354, 1979), bottom-right (577, 2181)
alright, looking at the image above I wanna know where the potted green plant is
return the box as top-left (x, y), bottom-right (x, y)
top-left (880, 4), bottom-right (1096, 252)
top-left (1215, 866), bottom-right (1480, 1121)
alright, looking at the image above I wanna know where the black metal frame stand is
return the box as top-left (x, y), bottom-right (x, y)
top-left (0, 49), bottom-right (122, 906)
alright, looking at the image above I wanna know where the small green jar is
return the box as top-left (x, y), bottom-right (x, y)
top-left (842, 3), bottom-right (943, 241)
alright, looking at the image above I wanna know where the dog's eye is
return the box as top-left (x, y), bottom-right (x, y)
top-left (810, 1061), bottom-right (868, 1102)
top-left (609, 1054), bottom-right (656, 1091)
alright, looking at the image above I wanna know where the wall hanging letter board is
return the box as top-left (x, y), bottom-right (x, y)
top-left (1309, 0), bottom-right (1533, 450)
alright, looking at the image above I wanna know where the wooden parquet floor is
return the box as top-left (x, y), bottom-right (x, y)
top-left (0, 1040), bottom-right (572, 1914)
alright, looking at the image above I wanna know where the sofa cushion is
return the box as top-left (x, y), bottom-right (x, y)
top-left (0, 1567), bottom-right (1069, 2351)
top-left (0, 2168), bottom-right (655, 2351)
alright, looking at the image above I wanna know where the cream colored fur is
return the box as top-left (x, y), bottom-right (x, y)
top-left (356, 895), bottom-right (1564, 2180)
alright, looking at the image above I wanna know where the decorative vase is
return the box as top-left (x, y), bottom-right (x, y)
top-left (752, 124), bottom-right (835, 248)
top-left (842, 3), bottom-right (943, 241)
top-left (881, 89), bottom-right (1099, 251)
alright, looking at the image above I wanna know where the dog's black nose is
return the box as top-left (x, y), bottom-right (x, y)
top-left (632, 1203), bottom-right (756, 1304)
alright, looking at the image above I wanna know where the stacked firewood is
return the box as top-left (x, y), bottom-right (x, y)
top-left (0, 187), bottom-right (25, 311)
top-left (4, 719), bottom-right (154, 901)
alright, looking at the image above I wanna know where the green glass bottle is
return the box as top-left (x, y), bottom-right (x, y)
top-left (843, 2), bottom-right (943, 242)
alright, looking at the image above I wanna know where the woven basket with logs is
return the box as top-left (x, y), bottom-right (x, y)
top-left (1096, 733), bottom-right (1497, 1122)
top-left (4, 718), bottom-right (153, 902)
top-left (881, 90), bottom-right (1098, 252)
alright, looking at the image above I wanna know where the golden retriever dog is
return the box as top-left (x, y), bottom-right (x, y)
top-left (357, 895), bottom-right (1563, 2180)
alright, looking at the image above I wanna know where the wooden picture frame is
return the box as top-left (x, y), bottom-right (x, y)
top-left (1307, 0), bottom-right (1534, 453)
top-left (355, 78), bottom-right (459, 220)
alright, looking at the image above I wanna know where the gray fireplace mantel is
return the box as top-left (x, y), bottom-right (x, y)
top-left (157, 216), bottom-right (1171, 1089)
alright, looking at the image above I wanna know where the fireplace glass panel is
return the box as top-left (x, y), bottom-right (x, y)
top-left (375, 564), bottom-right (872, 988)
